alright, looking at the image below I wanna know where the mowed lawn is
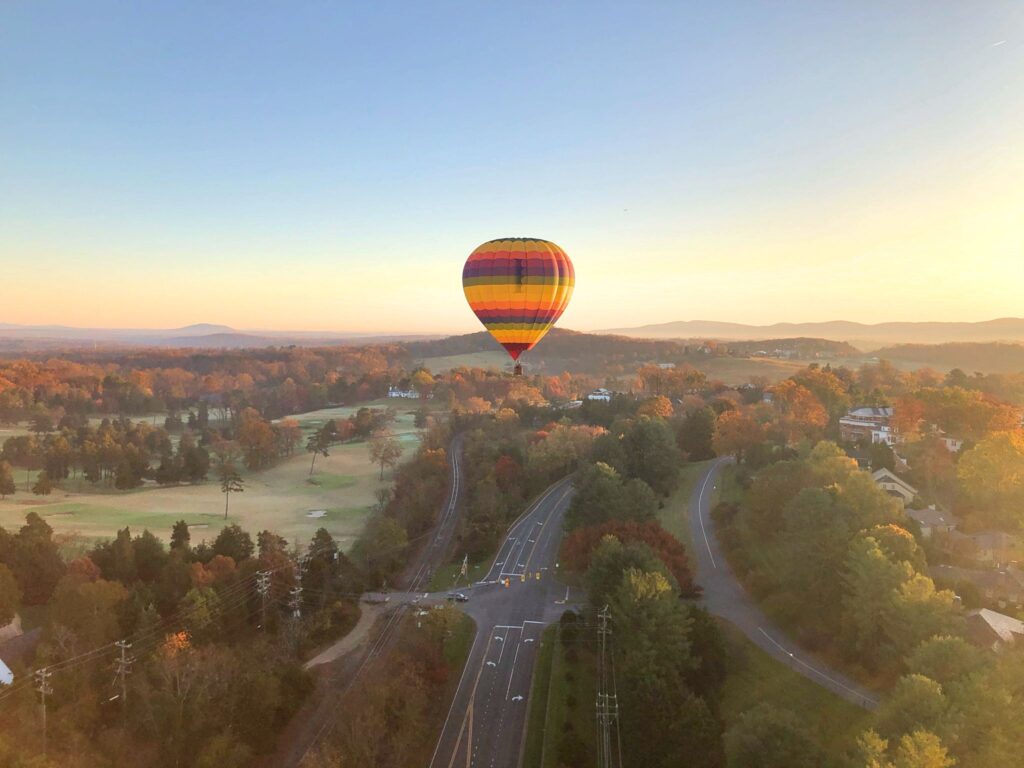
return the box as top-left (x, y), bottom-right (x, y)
top-left (657, 460), bottom-right (712, 557)
top-left (418, 350), bottom-right (511, 373)
top-left (691, 356), bottom-right (809, 385)
top-left (0, 401), bottom-right (429, 550)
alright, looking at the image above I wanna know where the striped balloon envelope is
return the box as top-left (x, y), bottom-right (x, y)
top-left (462, 237), bottom-right (574, 371)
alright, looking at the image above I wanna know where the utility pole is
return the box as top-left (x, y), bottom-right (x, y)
top-left (256, 570), bottom-right (271, 630)
top-left (35, 667), bottom-right (52, 757)
top-left (289, 586), bottom-right (303, 621)
top-left (595, 606), bottom-right (621, 768)
top-left (114, 639), bottom-right (133, 709)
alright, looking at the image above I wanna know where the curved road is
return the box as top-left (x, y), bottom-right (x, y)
top-left (689, 459), bottom-right (878, 709)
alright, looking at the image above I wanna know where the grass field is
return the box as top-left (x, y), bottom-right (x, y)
top-left (417, 350), bottom-right (511, 373)
top-left (692, 356), bottom-right (809, 385)
top-left (718, 620), bottom-right (872, 761)
top-left (523, 620), bottom-right (596, 768)
top-left (0, 400), bottom-right (428, 549)
top-left (426, 556), bottom-right (489, 592)
top-left (657, 460), bottom-right (711, 557)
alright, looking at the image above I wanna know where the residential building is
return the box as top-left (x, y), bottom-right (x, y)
top-left (965, 608), bottom-right (1024, 651)
top-left (939, 434), bottom-right (964, 453)
top-left (839, 406), bottom-right (895, 443)
top-left (871, 467), bottom-right (918, 506)
top-left (907, 506), bottom-right (959, 538)
top-left (587, 388), bottom-right (613, 402)
top-left (387, 386), bottom-right (420, 399)
top-left (946, 530), bottom-right (1020, 566)
top-left (931, 564), bottom-right (1024, 608)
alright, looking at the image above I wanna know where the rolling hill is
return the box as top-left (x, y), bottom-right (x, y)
top-left (601, 318), bottom-right (1024, 350)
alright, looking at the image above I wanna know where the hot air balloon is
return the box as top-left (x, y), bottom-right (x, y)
top-left (462, 237), bottom-right (574, 375)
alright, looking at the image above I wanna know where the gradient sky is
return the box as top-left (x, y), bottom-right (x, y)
top-left (2, 2), bottom-right (1022, 334)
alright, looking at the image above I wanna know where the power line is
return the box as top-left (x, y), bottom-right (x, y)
top-left (595, 606), bottom-right (621, 768)
top-left (35, 667), bottom-right (52, 757)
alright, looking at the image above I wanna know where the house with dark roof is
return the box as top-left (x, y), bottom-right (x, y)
top-left (931, 564), bottom-right (1024, 608)
top-left (907, 506), bottom-right (959, 538)
top-left (965, 608), bottom-right (1024, 651)
top-left (945, 529), bottom-right (1020, 566)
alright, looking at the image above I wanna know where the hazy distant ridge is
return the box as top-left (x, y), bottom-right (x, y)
top-left (600, 318), bottom-right (1024, 348)
top-left (0, 322), bottom-right (439, 349)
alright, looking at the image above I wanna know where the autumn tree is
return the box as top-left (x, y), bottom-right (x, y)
top-left (31, 469), bottom-right (53, 495)
top-left (957, 430), bottom-right (1024, 528)
top-left (724, 704), bottom-right (824, 768)
top-left (213, 524), bottom-right (254, 562)
top-left (410, 370), bottom-right (435, 399)
top-left (561, 519), bottom-right (695, 596)
top-left (621, 416), bottom-right (680, 495)
top-left (638, 395), bottom-right (674, 419)
top-left (306, 426), bottom-right (332, 476)
top-left (351, 516), bottom-right (408, 586)
top-left (792, 365), bottom-right (851, 421)
top-left (712, 408), bottom-right (764, 462)
top-left (237, 408), bottom-right (277, 470)
top-left (565, 462), bottom-right (658, 530)
top-left (875, 674), bottom-right (949, 743)
top-left (49, 574), bottom-right (129, 652)
top-left (0, 563), bottom-right (20, 626)
top-left (771, 380), bottom-right (828, 443)
top-left (217, 456), bottom-right (245, 520)
top-left (171, 519), bottom-right (191, 553)
top-left (9, 512), bottom-right (65, 604)
top-left (0, 460), bottom-right (14, 499)
top-left (368, 429), bottom-right (403, 481)
top-left (677, 406), bottom-right (716, 461)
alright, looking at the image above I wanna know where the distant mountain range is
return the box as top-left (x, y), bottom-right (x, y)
top-left (599, 318), bottom-right (1024, 350)
top-left (0, 323), bottom-right (439, 350)
top-left (8, 318), bottom-right (1024, 356)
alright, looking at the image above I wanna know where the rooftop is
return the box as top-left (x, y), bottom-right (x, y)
top-left (907, 507), bottom-right (959, 528)
top-left (967, 608), bottom-right (1024, 644)
top-left (849, 406), bottom-right (894, 418)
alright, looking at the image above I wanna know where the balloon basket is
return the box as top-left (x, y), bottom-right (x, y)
top-left (513, 362), bottom-right (523, 377)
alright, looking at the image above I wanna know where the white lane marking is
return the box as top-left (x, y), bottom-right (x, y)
top-left (505, 641), bottom-right (522, 700)
top-left (427, 626), bottom-right (487, 768)
top-left (486, 480), bottom-right (569, 579)
top-left (496, 627), bottom-right (510, 663)
top-left (756, 627), bottom-right (878, 706)
top-left (697, 462), bottom-right (719, 569)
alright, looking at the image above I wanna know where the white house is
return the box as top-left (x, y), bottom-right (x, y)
top-left (840, 406), bottom-right (895, 443)
top-left (940, 434), bottom-right (964, 453)
top-left (871, 467), bottom-right (918, 506)
top-left (386, 386), bottom-right (420, 399)
top-left (587, 388), bottom-right (613, 402)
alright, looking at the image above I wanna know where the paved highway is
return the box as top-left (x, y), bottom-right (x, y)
top-left (688, 459), bottom-right (879, 709)
top-left (428, 477), bottom-right (576, 768)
